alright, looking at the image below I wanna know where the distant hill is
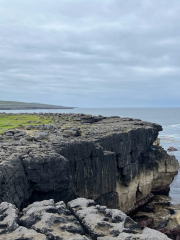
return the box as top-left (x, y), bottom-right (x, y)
top-left (0, 101), bottom-right (74, 110)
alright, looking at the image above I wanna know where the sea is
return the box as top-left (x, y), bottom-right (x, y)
top-left (1, 107), bottom-right (180, 205)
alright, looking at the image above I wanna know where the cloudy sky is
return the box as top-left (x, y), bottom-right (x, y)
top-left (0, 0), bottom-right (180, 107)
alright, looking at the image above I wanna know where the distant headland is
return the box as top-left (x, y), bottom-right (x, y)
top-left (0, 100), bottom-right (74, 110)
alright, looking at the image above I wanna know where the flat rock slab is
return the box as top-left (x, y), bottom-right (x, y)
top-left (0, 199), bottom-right (90, 240)
top-left (68, 198), bottom-right (171, 240)
top-left (0, 198), bottom-right (171, 240)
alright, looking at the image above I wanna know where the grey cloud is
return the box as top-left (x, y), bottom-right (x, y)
top-left (0, 0), bottom-right (180, 107)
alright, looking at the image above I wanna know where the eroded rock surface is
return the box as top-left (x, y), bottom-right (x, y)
top-left (0, 202), bottom-right (46, 240)
top-left (19, 199), bottom-right (90, 240)
top-left (0, 198), bottom-right (171, 240)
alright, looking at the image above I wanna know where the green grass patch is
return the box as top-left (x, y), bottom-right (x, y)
top-left (0, 114), bottom-right (55, 134)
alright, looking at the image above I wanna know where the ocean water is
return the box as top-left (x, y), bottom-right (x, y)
top-left (1, 107), bottom-right (180, 204)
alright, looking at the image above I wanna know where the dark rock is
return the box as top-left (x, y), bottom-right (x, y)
top-left (156, 219), bottom-right (169, 229)
top-left (133, 215), bottom-right (154, 228)
top-left (159, 227), bottom-right (180, 240)
top-left (4, 130), bottom-right (15, 136)
top-left (151, 185), bottom-right (171, 196)
top-left (141, 204), bottom-right (155, 213)
top-left (21, 149), bottom-right (73, 203)
top-left (0, 154), bottom-right (32, 209)
top-left (167, 146), bottom-right (178, 152)
top-left (126, 194), bottom-right (154, 216)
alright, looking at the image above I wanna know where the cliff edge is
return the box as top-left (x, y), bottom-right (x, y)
top-left (0, 113), bottom-right (179, 214)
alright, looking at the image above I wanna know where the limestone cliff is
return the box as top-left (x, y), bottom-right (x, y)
top-left (0, 113), bottom-right (179, 214)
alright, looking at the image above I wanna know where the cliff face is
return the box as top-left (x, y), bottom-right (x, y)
top-left (0, 113), bottom-right (179, 213)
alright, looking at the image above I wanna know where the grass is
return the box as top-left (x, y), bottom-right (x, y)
top-left (0, 114), bottom-right (55, 134)
top-left (125, 127), bottom-right (131, 133)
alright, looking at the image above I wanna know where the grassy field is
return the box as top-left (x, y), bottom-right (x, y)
top-left (0, 114), bottom-right (55, 134)
top-left (0, 100), bottom-right (73, 110)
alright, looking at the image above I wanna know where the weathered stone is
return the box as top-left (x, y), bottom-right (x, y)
top-left (100, 228), bottom-right (171, 239)
top-left (68, 198), bottom-right (171, 240)
top-left (0, 202), bottom-right (19, 234)
top-left (68, 198), bottom-right (140, 238)
top-left (63, 129), bottom-right (81, 137)
top-left (19, 199), bottom-right (90, 240)
top-left (0, 198), bottom-right (172, 240)
top-left (1, 227), bottom-right (47, 240)
top-left (4, 130), bottom-right (15, 136)
top-left (34, 132), bottom-right (49, 141)
top-left (14, 130), bottom-right (26, 137)
top-left (0, 202), bottom-right (47, 240)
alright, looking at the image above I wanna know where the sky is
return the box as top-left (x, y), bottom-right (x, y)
top-left (0, 0), bottom-right (180, 107)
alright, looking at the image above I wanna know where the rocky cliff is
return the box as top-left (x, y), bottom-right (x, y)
top-left (0, 113), bottom-right (179, 214)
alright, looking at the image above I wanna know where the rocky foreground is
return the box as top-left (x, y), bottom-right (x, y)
top-left (0, 113), bottom-right (179, 239)
top-left (0, 198), bottom-right (171, 240)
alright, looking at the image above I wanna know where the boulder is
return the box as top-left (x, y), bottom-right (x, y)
top-left (4, 130), bottom-right (15, 136)
top-left (167, 147), bottom-right (178, 152)
top-left (34, 132), bottom-right (49, 141)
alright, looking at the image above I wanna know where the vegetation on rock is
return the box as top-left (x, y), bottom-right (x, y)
top-left (0, 114), bottom-right (55, 133)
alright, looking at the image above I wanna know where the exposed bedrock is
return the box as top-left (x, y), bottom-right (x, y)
top-left (0, 113), bottom-right (179, 214)
top-left (0, 198), bottom-right (171, 239)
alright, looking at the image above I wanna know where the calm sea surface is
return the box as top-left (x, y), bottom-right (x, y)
top-left (2, 108), bottom-right (180, 204)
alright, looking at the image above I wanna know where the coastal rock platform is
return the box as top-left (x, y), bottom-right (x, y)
top-left (0, 198), bottom-right (171, 240)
